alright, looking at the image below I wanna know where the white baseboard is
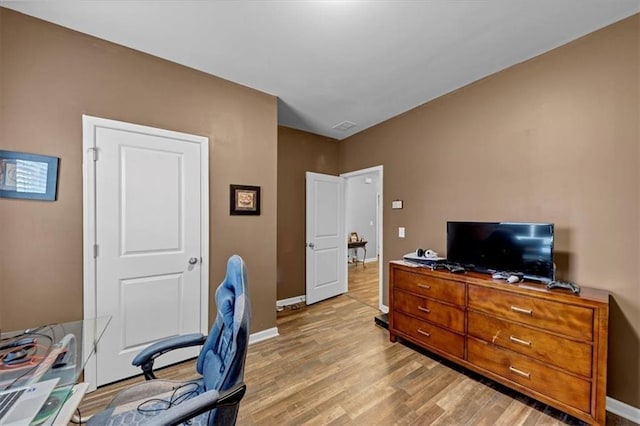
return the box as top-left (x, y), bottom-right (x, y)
top-left (249, 327), bottom-right (279, 344)
top-left (277, 295), bottom-right (306, 308)
top-left (607, 396), bottom-right (640, 422)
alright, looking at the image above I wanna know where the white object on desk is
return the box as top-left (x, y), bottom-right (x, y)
top-left (0, 378), bottom-right (59, 426)
top-left (51, 383), bottom-right (88, 426)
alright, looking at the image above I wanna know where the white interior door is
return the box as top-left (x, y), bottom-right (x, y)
top-left (83, 116), bottom-right (209, 387)
top-left (306, 172), bottom-right (346, 304)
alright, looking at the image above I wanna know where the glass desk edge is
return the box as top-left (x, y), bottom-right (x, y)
top-left (0, 316), bottom-right (111, 390)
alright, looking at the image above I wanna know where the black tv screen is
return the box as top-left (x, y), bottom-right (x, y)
top-left (447, 221), bottom-right (554, 281)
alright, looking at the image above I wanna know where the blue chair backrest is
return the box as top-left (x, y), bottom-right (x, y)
top-left (196, 255), bottom-right (251, 393)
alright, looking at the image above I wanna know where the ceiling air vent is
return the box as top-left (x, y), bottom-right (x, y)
top-left (332, 121), bottom-right (356, 131)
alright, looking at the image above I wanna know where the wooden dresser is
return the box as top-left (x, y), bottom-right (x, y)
top-left (389, 261), bottom-right (609, 425)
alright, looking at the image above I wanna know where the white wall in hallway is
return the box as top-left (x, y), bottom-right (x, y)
top-left (346, 172), bottom-right (379, 259)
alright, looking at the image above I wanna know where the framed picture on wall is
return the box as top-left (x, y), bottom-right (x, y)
top-left (0, 150), bottom-right (59, 201)
top-left (230, 184), bottom-right (261, 215)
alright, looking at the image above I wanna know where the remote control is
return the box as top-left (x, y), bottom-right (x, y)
top-left (429, 263), bottom-right (465, 273)
top-left (445, 264), bottom-right (465, 273)
top-left (546, 281), bottom-right (581, 294)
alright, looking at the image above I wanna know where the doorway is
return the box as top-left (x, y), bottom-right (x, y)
top-left (341, 166), bottom-right (384, 313)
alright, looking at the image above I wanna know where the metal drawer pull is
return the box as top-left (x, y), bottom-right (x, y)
top-left (510, 306), bottom-right (532, 315)
top-left (417, 306), bottom-right (431, 313)
top-left (417, 329), bottom-right (431, 337)
top-left (509, 366), bottom-right (531, 379)
top-left (509, 336), bottom-right (531, 347)
top-left (417, 283), bottom-right (431, 290)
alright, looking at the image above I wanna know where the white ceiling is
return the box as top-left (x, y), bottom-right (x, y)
top-left (2, 1), bottom-right (639, 140)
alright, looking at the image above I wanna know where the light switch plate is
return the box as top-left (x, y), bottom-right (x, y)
top-left (398, 227), bottom-right (405, 238)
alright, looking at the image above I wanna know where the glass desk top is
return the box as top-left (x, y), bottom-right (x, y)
top-left (0, 317), bottom-right (110, 424)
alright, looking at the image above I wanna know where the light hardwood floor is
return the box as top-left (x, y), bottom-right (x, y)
top-left (346, 259), bottom-right (380, 309)
top-left (78, 262), bottom-right (635, 425)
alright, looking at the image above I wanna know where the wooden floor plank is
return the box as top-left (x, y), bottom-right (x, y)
top-left (77, 261), bottom-right (636, 425)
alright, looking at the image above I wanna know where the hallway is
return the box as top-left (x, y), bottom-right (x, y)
top-left (347, 260), bottom-right (379, 309)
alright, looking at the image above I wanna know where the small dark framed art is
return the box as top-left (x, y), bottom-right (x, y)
top-left (0, 150), bottom-right (59, 201)
top-left (230, 184), bottom-right (261, 215)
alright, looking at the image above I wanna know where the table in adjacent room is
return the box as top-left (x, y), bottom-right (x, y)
top-left (348, 240), bottom-right (367, 268)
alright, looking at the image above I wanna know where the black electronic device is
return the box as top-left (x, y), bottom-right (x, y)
top-left (2, 344), bottom-right (35, 365)
top-left (429, 263), bottom-right (466, 274)
top-left (0, 337), bottom-right (37, 366)
top-left (0, 337), bottom-right (36, 351)
top-left (546, 280), bottom-right (581, 294)
top-left (51, 349), bottom-right (69, 369)
top-left (444, 264), bottom-right (465, 273)
top-left (447, 221), bottom-right (554, 282)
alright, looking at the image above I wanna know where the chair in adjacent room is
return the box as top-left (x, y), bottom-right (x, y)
top-left (87, 254), bottom-right (251, 426)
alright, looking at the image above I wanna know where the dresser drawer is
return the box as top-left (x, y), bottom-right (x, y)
top-left (394, 290), bottom-right (465, 333)
top-left (393, 312), bottom-right (464, 358)
top-left (394, 269), bottom-right (465, 306)
top-left (468, 311), bottom-right (592, 377)
top-left (467, 338), bottom-right (591, 413)
top-left (468, 285), bottom-right (593, 340)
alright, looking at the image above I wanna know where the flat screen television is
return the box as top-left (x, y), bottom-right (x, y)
top-left (447, 221), bottom-right (554, 282)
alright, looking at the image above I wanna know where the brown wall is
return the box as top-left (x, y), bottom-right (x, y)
top-left (0, 8), bottom-right (277, 334)
top-left (340, 15), bottom-right (640, 407)
top-left (277, 126), bottom-right (339, 300)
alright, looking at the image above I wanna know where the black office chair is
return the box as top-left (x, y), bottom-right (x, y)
top-left (87, 255), bottom-right (251, 426)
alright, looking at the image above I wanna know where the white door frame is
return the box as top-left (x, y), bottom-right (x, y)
top-left (341, 165), bottom-right (385, 313)
top-left (81, 115), bottom-right (210, 391)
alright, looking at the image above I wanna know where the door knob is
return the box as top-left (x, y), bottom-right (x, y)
top-left (188, 257), bottom-right (199, 265)
top-left (308, 242), bottom-right (315, 249)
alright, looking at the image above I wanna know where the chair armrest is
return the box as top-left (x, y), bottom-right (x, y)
top-left (144, 382), bottom-right (247, 426)
top-left (132, 333), bottom-right (206, 380)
